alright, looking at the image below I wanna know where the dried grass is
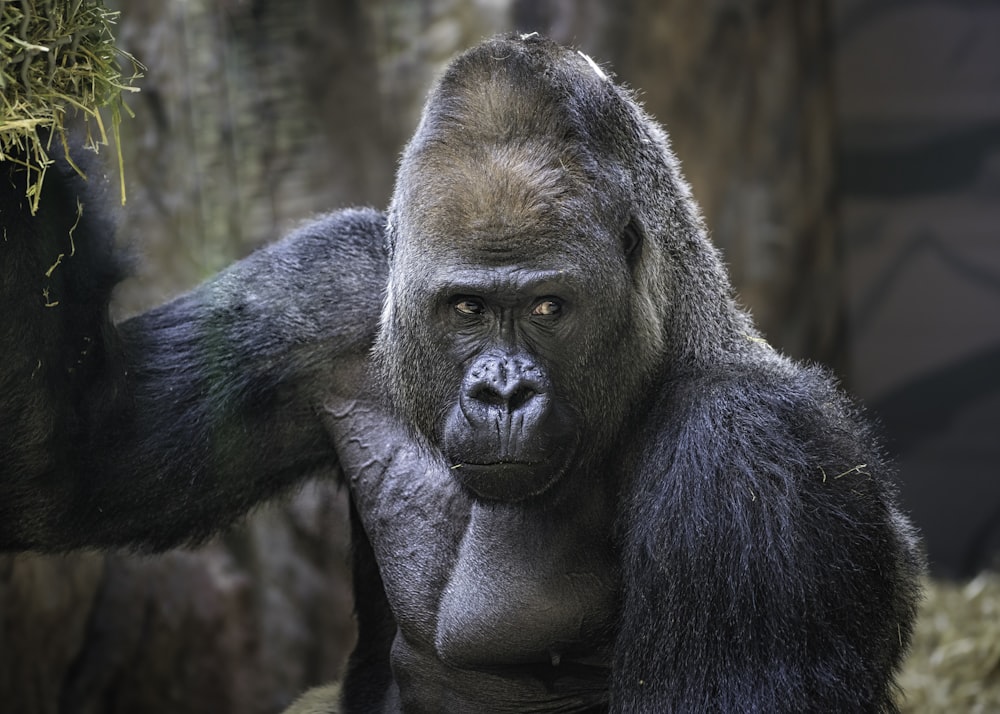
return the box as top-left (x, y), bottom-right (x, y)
top-left (0, 0), bottom-right (141, 211)
top-left (898, 573), bottom-right (1000, 713)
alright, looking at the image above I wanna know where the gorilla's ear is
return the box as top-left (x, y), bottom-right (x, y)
top-left (622, 216), bottom-right (644, 269)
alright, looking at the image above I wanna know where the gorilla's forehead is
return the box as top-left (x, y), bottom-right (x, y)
top-left (421, 265), bottom-right (591, 301)
top-left (397, 140), bottom-right (615, 265)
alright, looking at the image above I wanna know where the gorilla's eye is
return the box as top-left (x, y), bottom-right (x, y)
top-left (531, 299), bottom-right (562, 317)
top-left (453, 297), bottom-right (486, 316)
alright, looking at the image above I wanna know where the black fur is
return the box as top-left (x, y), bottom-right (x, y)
top-left (1, 151), bottom-right (387, 550)
top-left (0, 35), bottom-right (922, 713)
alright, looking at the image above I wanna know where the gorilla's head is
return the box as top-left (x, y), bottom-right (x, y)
top-left (375, 34), bottom-right (744, 502)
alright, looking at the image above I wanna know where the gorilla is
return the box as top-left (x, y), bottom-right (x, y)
top-left (0, 34), bottom-right (922, 713)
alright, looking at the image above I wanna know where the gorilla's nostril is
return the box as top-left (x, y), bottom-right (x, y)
top-left (469, 383), bottom-right (536, 412)
top-left (470, 384), bottom-right (505, 407)
top-left (508, 386), bottom-right (536, 412)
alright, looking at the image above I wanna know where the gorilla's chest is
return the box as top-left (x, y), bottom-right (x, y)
top-left (325, 395), bottom-right (618, 670)
top-left (435, 504), bottom-right (619, 668)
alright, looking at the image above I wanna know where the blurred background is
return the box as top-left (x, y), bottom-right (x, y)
top-left (1, 1), bottom-right (997, 712)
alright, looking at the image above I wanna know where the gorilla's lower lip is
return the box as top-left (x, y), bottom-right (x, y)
top-left (452, 461), bottom-right (546, 474)
top-left (458, 461), bottom-right (534, 468)
top-left (448, 459), bottom-right (564, 502)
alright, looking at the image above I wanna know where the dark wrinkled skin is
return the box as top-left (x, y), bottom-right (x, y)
top-left (1, 35), bottom-right (922, 713)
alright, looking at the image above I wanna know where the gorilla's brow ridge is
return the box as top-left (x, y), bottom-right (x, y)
top-left (425, 268), bottom-right (584, 300)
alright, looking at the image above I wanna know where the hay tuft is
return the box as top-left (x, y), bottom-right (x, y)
top-left (0, 0), bottom-right (142, 211)
top-left (898, 573), bottom-right (1000, 713)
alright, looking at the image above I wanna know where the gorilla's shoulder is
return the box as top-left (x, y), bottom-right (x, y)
top-left (643, 354), bottom-right (881, 481)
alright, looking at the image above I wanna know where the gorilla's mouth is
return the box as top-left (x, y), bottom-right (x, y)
top-left (464, 460), bottom-right (533, 467)
top-left (448, 457), bottom-right (569, 502)
top-left (441, 390), bottom-right (581, 502)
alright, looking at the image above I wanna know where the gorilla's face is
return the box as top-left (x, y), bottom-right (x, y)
top-left (377, 138), bottom-right (646, 502)
top-left (374, 41), bottom-right (666, 502)
top-left (431, 261), bottom-right (587, 501)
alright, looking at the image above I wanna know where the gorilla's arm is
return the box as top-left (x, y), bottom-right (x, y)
top-left (0, 158), bottom-right (387, 552)
top-left (614, 362), bottom-right (923, 712)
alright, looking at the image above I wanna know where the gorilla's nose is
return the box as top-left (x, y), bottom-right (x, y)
top-left (469, 376), bottom-right (537, 412)
top-left (462, 353), bottom-right (549, 422)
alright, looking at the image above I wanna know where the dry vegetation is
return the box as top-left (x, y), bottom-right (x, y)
top-left (899, 573), bottom-right (1000, 713)
top-left (0, 0), bottom-right (140, 210)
